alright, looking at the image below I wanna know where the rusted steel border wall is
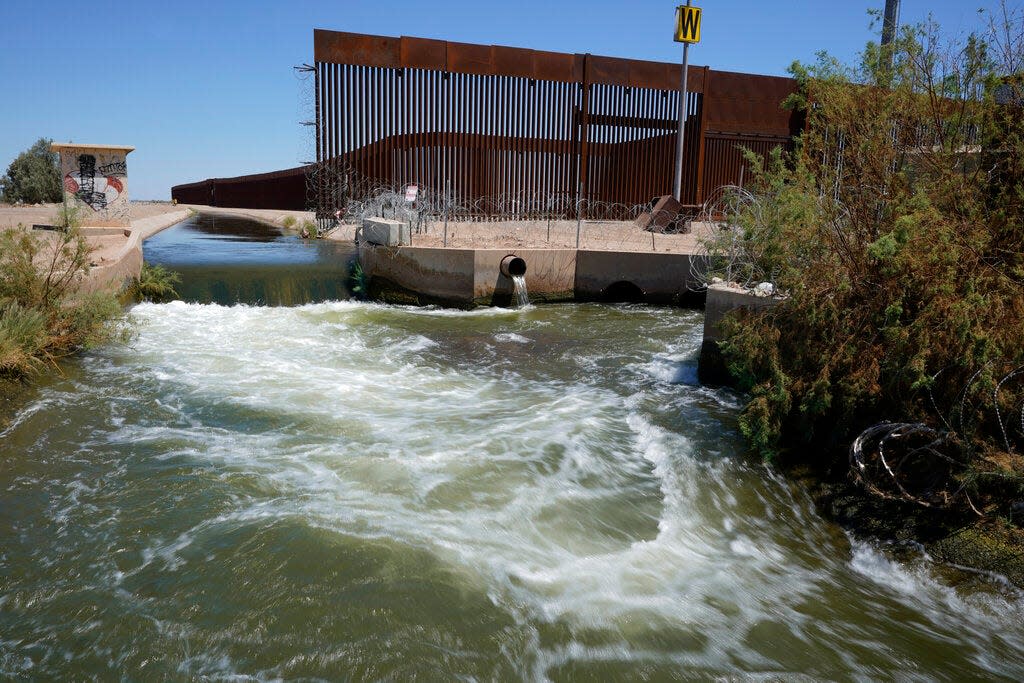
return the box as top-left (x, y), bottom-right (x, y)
top-left (313, 30), bottom-right (800, 219)
top-left (172, 31), bottom-right (800, 214)
top-left (172, 166), bottom-right (308, 210)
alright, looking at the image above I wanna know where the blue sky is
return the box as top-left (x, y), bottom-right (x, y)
top-left (0, 1), bottom-right (1006, 199)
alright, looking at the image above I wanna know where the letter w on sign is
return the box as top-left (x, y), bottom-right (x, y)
top-left (674, 5), bottom-right (702, 43)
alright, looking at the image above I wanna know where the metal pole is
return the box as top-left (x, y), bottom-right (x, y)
top-left (443, 178), bottom-right (449, 247)
top-left (672, 1), bottom-right (692, 202)
top-left (880, 0), bottom-right (900, 76)
top-left (881, 0), bottom-right (900, 47)
top-left (576, 200), bottom-right (582, 249)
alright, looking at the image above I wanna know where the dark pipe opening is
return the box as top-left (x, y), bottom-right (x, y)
top-left (500, 255), bottom-right (527, 277)
top-left (601, 281), bottom-right (645, 303)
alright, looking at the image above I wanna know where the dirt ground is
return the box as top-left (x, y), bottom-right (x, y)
top-left (0, 201), bottom-right (190, 267)
top-left (0, 201), bottom-right (183, 232)
top-left (1, 203), bottom-right (714, 266)
top-left (325, 218), bottom-right (714, 253)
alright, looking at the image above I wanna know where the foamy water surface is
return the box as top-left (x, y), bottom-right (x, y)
top-left (1, 299), bottom-right (1022, 679)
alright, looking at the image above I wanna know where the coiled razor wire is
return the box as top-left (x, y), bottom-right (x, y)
top-left (306, 160), bottom-right (710, 246)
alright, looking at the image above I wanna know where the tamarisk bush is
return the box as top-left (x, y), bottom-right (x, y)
top-left (713, 7), bottom-right (1024, 511)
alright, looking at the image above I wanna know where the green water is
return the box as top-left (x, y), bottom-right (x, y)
top-left (141, 212), bottom-right (355, 305)
top-left (1, 217), bottom-right (1022, 679)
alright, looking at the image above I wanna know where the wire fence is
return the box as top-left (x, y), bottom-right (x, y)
top-left (305, 159), bottom-right (714, 253)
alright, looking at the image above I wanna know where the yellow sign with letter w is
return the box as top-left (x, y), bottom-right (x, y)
top-left (674, 5), bottom-right (702, 43)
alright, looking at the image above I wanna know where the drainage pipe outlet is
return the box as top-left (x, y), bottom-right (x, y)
top-left (500, 255), bottom-right (527, 278)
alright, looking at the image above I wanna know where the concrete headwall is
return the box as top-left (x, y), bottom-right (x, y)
top-left (359, 244), bottom-right (477, 305)
top-left (473, 249), bottom-right (576, 305)
top-left (575, 251), bottom-right (700, 303)
top-left (359, 243), bottom-right (702, 307)
top-left (698, 283), bottom-right (781, 384)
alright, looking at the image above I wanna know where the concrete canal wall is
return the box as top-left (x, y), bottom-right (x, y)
top-left (698, 283), bottom-right (781, 384)
top-left (358, 242), bottom-right (703, 307)
top-left (79, 209), bottom-right (192, 295)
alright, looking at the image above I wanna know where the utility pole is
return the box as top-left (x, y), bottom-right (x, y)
top-left (880, 0), bottom-right (900, 73)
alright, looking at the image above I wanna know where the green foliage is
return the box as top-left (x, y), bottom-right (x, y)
top-left (55, 202), bottom-right (83, 230)
top-left (1, 138), bottom-right (62, 204)
top-left (713, 12), bottom-right (1024, 472)
top-left (347, 258), bottom-right (366, 297)
top-left (281, 215), bottom-right (297, 229)
top-left (129, 263), bottom-right (181, 303)
top-left (0, 301), bottom-right (47, 375)
top-left (0, 218), bottom-right (126, 379)
top-left (300, 218), bottom-right (318, 238)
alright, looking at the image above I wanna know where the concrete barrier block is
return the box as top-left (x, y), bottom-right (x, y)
top-left (363, 218), bottom-right (410, 246)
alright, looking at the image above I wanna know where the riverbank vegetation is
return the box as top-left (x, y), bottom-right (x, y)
top-left (128, 263), bottom-right (180, 303)
top-left (707, 7), bottom-right (1024, 527)
top-left (0, 210), bottom-right (126, 380)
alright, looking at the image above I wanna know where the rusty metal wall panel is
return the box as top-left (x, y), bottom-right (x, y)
top-left (703, 69), bottom-right (798, 137)
top-left (701, 132), bottom-right (792, 195)
top-left (187, 32), bottom-right (799, 215)
top-left (315, 30), bottom-right (401, 68)
top-left (401, 36), bottom-right (446, 71)
top-left (308, 30), bottom-right (798, 220)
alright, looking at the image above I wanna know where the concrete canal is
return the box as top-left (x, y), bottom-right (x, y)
top-left (1, 216), bottom-right (1022, 679)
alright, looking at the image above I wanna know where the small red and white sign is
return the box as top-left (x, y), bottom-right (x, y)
top-left (404, 184), bottom-right (418, 202)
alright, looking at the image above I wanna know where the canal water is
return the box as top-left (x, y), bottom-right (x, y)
top-left (1, 216), bottom-right (1023, 679)
top-left (141, 212), bottom-right (355, 305)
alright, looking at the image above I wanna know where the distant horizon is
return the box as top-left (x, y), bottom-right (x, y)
top-left (1, 0), bottom-right (1007, 200)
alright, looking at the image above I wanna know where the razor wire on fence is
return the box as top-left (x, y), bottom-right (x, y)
top-left (303, 158), bottom-right (711, 251)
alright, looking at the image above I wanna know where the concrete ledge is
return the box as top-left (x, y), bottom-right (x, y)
top-left (698, 283), bottom-right (781, 384)
top-left (363, 218), bottom-right (410, 246)
top-left (79, 226), bottom-right (132, 237)
top-left (359, 244), bottom-right (476, 305)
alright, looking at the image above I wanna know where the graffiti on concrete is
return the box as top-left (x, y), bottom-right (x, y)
top-left (98, 160), bottom-right (127, 175)
top-left (64, 154), bottom-right (125, 211)
top-left (59, 149), bottom-right (130, 224)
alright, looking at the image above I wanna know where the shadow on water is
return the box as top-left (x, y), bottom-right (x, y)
top-left (143, 213), bottom-right (356, 306)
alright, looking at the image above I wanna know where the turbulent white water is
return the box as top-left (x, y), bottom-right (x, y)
top-left (2, 299), bottom-right (1023, 679)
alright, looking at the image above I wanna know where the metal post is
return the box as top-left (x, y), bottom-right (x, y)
top-left (881, 0), bottom-right (900, 47)
top-left (576, 200), bottom-right (582, 249)
top-left (672, 0), bottom-right (692, 202)
top-left (880, 0), bottom-right (900, 76)
top-left (443, 179), bottom-right (449, 247)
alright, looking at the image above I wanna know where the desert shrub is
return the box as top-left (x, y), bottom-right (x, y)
top-left (0, 221), bottom-right (126, 379)
top-left (129, 263), bottom-right (181, 303)
top-left (281, 215), bottom-right (297, 229)
top-left (0, 301), bottom-right (47, 376)
top-left (711, 8), bottom-right (1024, 495)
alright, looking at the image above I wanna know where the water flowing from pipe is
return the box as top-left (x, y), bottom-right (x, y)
top-left (512, 274), bottom-right (529, 307)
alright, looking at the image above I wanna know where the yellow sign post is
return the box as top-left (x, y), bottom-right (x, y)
top-left (674, 5), bottom-right (702, 44)
top-left (672, 3), bottom-right (701, 200)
